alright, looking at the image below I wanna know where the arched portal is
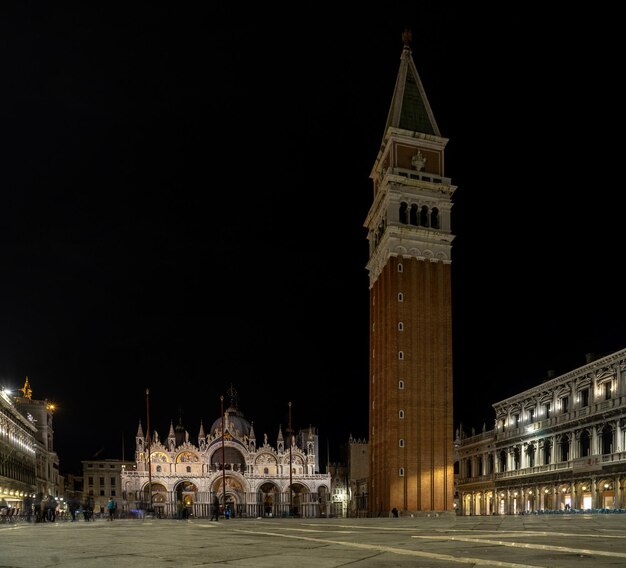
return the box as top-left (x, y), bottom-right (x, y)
top-left (175, 480), bottom-right (197, 518)
top-left (212, 475), bottom-right (245, 518)
top-left (259, 482), bottom-right (280, 517)
top-left (143, 482), bottom-right (168, 517)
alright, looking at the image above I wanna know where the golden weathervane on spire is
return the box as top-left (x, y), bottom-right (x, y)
top-left (402, 27), bottom-right (412, 47)
top-left (20, 376), bottom-right (33, 399)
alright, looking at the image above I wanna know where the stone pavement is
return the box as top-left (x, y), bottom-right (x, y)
top-left (2, 514), bottom-right (626, 567)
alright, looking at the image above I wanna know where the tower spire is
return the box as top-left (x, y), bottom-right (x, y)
top-left (382, 27), bottom-right (440, 138)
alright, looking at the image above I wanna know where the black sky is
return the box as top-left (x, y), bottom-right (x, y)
top-left (2, 4), bottom-right (625, 473)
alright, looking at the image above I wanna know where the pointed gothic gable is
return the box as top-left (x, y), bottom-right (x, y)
top-left (384, 36), bottom-right (440, 137)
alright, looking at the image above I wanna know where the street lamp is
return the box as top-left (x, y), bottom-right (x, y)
top-left (288, 401), bottom-right (293, 516)
top-left (221, 395), bottom-right (226, 516)
top-left (146, 388), bottom-right (153, 513)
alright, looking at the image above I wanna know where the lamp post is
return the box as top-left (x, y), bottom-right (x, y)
top-left (146, 388), bottom-right (153, 513)
top-left (288, 401), bottom-right (293, 516)
top-left (221, 395), bottom-right (226, 516)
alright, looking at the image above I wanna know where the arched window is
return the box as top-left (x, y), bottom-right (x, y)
top-left (560, 437), bottom-right (569, 461)
top-left (398, 292), bottom-right (403, 302)
top-left (398, 380), bottom-right (404, 390)
top-left (156, 466), bottom-right (162, 473)
top-left (543, 440), bottom-right (551, 464)
top-left (186, 466), bottom-right (191, 473)
top-left (580, 430), bottom-right (591, 456)
top-left (399, 439), bottom-right (405, 447)
top-left (399, 410), bottom-right (405, 419)
top-left (399, 468), bottom-right (405, 477)
top-left (602, 426), bottom-right (614, 454)
top-left (264, 467), bottom-right (269, 475)
top-left (410, 204), bottom-right (418, 226)
top-left (399, 202), bottom-right (408, 224)
top-left (430, 207), bottom-right (440, 229)
top-left (499, 450), bottom-right (507, 472)
top-left (397, 263), bottom-right (403, 273)
top-left (398, 322), bottom-right (404, 331)
top-left (420, 205), bottom-right (429, 227)
top-left (398, 351), bottom-right (404, 360)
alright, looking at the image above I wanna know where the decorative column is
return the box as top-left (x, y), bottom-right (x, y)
top-left (590, 479), bottom-right (597, 509)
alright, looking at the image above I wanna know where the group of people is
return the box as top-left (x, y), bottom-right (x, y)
top-left (210, 496), bottom-right (235, 521)
top-left (31, 493), bottom-right (59, 522)
top-left (1, 493), bottom-right (112, 522)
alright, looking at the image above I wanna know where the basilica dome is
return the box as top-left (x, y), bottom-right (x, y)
top-left (210, 385), bottom-right (252, 439)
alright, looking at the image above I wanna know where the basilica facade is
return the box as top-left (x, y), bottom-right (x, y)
top-left (121, 394), bottom-right (331, 519)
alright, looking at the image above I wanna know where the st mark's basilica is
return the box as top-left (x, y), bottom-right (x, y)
top-left (121, 387), bottom-right (331, 519)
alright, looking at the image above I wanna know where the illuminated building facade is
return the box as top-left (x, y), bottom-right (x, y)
top-left (1, 377), bottom-right (61, 514)
top-left (365, 30), bottom-right (455, 515)
top-left (121, 390), bottom-right (331, 518)
top-left (457, 348), bottom-right (626, 514)
top-left (0, 384), bottom-right (37, 512)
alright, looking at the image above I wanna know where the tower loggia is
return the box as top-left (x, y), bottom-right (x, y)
top-left (365, 30), bottom-right (456, 515)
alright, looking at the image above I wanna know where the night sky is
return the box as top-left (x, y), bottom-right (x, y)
top-left (2, 4), bottom-right (624, 473)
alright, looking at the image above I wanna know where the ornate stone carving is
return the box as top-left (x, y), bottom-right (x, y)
top-left (411, 150), bottom-right (426, 171)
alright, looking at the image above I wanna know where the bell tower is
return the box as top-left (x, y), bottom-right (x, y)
top-left (365, 29), bottom-right (456, 514)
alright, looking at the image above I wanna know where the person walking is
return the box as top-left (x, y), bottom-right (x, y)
top-left (46, 495), bottom-right (57, 522)
top-left (210, 495), bottom-right (220, 521)
top-left (107, 497), bottom-right (117, 521)
top-left (33, 492), bottom-right (43, 523)
top-left (68, 496), bottom-right (79, 521)
top-left (83, 494), bottom-right (94, 521)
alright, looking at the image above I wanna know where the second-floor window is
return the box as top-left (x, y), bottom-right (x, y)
top-left (580, 388), bottom-right (589, 407)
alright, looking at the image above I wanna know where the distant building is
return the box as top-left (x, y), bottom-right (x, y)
top-left (121, 387), bottom-right (331, 518)
top-left (457, 348), bottom-right (626, 514)
top-left (82, 458), bottom-right (134, 515)
top-left (328, 435), bottom-right (369, 518)
top-left (62, 472), bottom-right (83, 512)
top-left (327, 462), bottom-right (348, 517)
top-left (345, 435), bottom-right (369, 517)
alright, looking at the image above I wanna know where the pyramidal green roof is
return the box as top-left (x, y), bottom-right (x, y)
top-left (383, 31), bottom-right (440, 137)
